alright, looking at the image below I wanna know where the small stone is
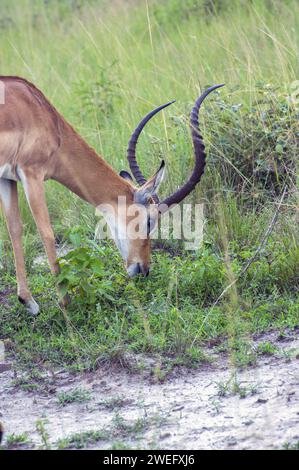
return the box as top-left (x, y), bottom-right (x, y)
top-left (227, 438), bottom-right (237, 446)
top-left (243, 420), bottom-right (254, 426)
top-left (256, 398), bottom-right (268, 404)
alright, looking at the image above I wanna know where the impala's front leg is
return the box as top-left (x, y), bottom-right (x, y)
top-left (19, 171), bottom-right (68, 307)
top-left (0, 179), bottom-right (39, 315)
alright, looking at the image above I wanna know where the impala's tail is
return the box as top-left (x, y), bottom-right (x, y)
top-left (0, 422), bottom-right (3, 443)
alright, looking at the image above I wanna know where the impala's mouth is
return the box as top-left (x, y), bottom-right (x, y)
top-left (127, 263), bottom-right (149, 278)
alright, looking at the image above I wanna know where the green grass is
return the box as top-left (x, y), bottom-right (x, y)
top-left (0, 0), bottom-right (298, 372)
top-left (55, 412), bottom-right (154, 449)
top-left (56, 387), bottom-right (91, 406)
top-left (5, 432), bottom-right (30, 449)
top-left (283, 440), bottom-right (299, 450)
top-left (56, 429), bottom-right (109, 450)
top-left (215, 373), bottom-right (259, 399)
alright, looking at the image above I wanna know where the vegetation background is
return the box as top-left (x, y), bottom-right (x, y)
top-left (0, 0), bottom-right (298, 374)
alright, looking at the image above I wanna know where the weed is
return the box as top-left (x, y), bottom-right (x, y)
top-left (36, 419), bottom-right (51, 450)
top-left (216, 373), bottom-right (259, 399)
top-left (256, 342), bottom-right (279, 356)
top-left (283, 440), bottom-right (299, 450)
top-left (5, 432), bottom-right (30, 449)
top-left (97, 395), bottom-right (127, 410)
top-left (57, 387), bottom-right (91, 406)
top-left (56, 429), bottom-right (109, 450)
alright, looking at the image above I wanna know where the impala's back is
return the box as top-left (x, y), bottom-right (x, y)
top-left (0, 76), bottom-right (61, 181)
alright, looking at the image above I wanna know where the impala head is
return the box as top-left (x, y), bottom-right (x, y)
top-left (105, 85), bottom-right (224, 277)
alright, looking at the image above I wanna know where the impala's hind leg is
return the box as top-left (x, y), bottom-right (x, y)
top-left (0, 178), bottom-right (39, 315)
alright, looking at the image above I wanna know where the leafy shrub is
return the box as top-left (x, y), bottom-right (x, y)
top-left (240, 240), bottom-right (299, 297)
top-left (57, 227), bottom-right (122, 306)
top-left (205, 83), bottom-right (298, 195)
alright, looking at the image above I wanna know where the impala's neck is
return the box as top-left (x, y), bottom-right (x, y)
top-left (52, 123), bottom-right (133, 207)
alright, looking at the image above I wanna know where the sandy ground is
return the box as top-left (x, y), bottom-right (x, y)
top-left (0, 329), bottom-right (298, 450)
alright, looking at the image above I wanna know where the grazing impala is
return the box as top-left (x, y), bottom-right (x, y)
top-left (0, 76), bottom-right (223, 314)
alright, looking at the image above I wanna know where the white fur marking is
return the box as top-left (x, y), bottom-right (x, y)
top-left (17, 168), bottom-right (30, 202)
top-left (0, 163), bottom-right (17, 181)
top-left (98, 204), bottom-right (129, 260)
top-left (105, 212), bottom-right (129, 260)
top-left (0, 178), bottom-right (11, 210)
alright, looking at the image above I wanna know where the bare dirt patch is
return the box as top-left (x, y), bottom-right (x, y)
top-left (0, 330), bottom-right (298, 450)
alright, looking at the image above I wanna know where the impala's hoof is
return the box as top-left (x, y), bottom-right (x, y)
top-left (18, 296), bottom-right (40, 315)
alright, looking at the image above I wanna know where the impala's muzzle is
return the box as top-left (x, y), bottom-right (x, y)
top-left (127, 263), bottom-right (149, 278)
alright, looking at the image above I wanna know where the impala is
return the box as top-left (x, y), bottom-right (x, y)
top-left (0, 76), bottom-right (223, 314)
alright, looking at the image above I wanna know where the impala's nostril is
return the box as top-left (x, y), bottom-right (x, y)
top-left (127, 263), bottom-right (142, 277)
top-left (127, 263), bottom-right (149, 278)
top-left (142, 265), bottom-right (150, 277)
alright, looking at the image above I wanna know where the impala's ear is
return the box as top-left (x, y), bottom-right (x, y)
top-left (119, 170), bottom-right (134, 182)
top-left (135, 160), bottom-right (165, 205)
top-left (144, 160), bottom-right (165, 194)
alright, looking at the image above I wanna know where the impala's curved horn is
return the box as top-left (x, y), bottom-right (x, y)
top-left (127, 101), bottom-right (175, 186)
top-left (159, 84), bottom-right (224, 211)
